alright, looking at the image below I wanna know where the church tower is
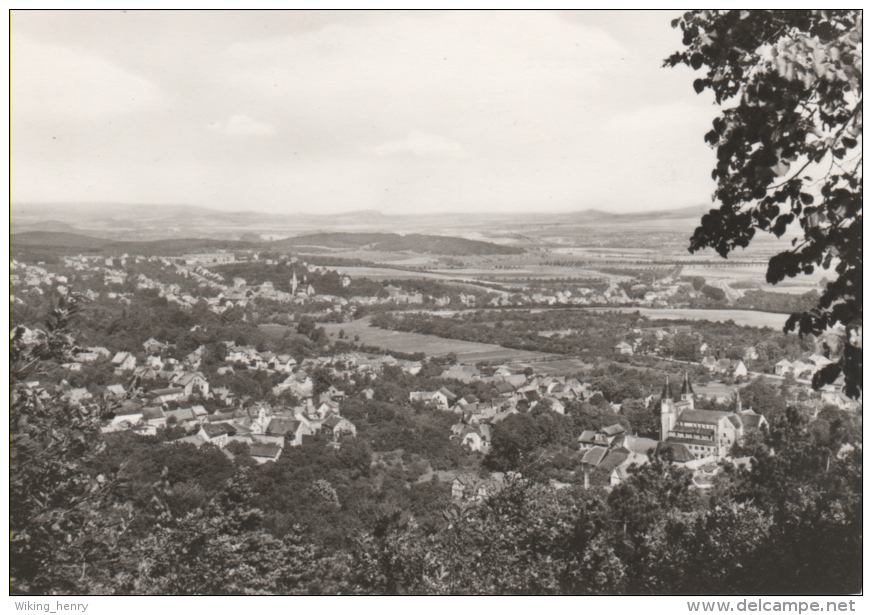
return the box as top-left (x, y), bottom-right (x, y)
top-left (660, 377), bottom-right (676, 441)
top-left (679, 372), bottom-right (695, 410)
top-left (291, 271), bottom-right (298, 295)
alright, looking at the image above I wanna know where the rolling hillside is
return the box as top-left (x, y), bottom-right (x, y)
top-left (10, 232), bottom-right (254, 256)
top-left (10, 230), bottom-right (522, 258)
top-left (269, 232), bottom-right (524, 255)
top-left (10, 231), bottom-right (116, 250)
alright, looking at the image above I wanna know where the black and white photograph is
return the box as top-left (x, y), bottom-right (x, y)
top-left (9, 9), bottom-right (863, 602)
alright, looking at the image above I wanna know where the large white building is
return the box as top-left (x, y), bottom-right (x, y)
top-left (660, 374), bottom-right (767, 459)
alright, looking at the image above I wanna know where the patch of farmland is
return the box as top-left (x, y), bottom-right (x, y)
top-left (321, 318), bottom-right (556, 364)
top-left (521, 358), bottom-right (596, 376)
top-left (593, 307), bottom-right (791, 329)
top-left (330, 266), bottom-right (509, 294)
top-left (429, 266), bottom-right (634, 283)
top-left (330, 266), bottom-right (468, 280)
top-left (303, 250), bottom-right (428, 264)
top-left (680, 264), bottom-right (825, 290)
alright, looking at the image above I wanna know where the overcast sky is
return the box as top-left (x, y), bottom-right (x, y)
top-left (12, 10), bottom-right (720, 215)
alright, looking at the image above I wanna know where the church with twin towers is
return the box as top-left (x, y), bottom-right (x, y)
top-left (659, 373), bottom-right (767, 460)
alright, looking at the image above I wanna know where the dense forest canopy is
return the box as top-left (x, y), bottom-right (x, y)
top-left (668, 10), bottom-right (862, 397)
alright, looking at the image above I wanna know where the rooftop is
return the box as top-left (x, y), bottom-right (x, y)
top-left (249, 443), bottom-right (282, 459)
top-left (678, 408), bottom-right (732, 424)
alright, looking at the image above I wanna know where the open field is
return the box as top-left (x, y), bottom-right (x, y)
top-left (393, 306), bottom-right (794, 330)
top-left (329, 252), bottom-right (823, 292)
top-left (681, 265), bottom-right (771, 281)
top-left (522, 358), bottom-right (596, 376)
top-left (297, 249), bottom-right (434, 265)
top-left (429, 266), bottom-right (633, 282)
top-left (330, 266), bottom-right (467, 280)
top-left (320, 318), bottom-right (557, 364)
top-left (593, 307), bottom-right (791, 329)
top-left (330, 266), bottom-right (510, 294)
top-left (680, 264), bottom-right (825, 291)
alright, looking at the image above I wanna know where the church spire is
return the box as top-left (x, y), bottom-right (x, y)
top-left (661, 376), bottom-right (674, 401)
top-left (680, 371), bottom-right (695, 398)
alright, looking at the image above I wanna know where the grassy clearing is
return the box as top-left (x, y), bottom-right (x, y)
top-left (680, 264), bottom-right (824, 291)
top-left (330, 266), bottom-right (465, 280)
top-left (595, 307), bottom-right (790, 329)
top-left (524, 358), bottom-right (596, 376)
top-left (322, 318), bottom-right (555, 364)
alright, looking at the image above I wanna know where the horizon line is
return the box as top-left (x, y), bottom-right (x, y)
top-left (11, 201), bottom-right (712, 218)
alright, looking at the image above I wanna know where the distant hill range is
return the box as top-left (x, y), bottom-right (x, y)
top-left (10, 232), bottom-right (241, 257)
top-left (11, 201), bottom-right (725, 256)
top-left (10, 231), bottom-right (117, 250)
top-left (272, 232), bottom-right (522, 255)
top-left (11, 201), bottom-right (711, 235)
top-left (10, 230), bottom-right (522, 257)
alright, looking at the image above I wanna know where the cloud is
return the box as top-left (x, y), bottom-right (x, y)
top-left (11, 11), bottom-right (720, 215)
top-left (223, 11), bottom-right (628, 140)
top-left (11, 33), bottom-right (164, 120)
top-left (208, 114), bottom-right (275, 136)
top-left (369, 130), bottom-right (466, 158)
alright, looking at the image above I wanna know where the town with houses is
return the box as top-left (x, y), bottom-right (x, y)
top-left (10, 250), bottom-right (754, 315)
top-left (10, 8), bottom-right (862, 597)
top-left (10, 245), bottom-right (859, 505)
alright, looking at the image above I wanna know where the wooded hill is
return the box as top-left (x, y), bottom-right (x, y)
top-left (11, 231), bottom-right (523, 258)
top-left (271, 232), bottom-right (523, 255)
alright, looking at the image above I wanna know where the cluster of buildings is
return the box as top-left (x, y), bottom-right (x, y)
top-left (520, 270), bottom-right (697, 308)
top-left (491, 284), bottom-right (634, 307)
top-left (658, 375), bottom-right (767, 458)
top-left (182, 252), bottom-right (236, 265)
top-left (448, 367), bottom-right (773, 498)
top-left (12, 250), bottom-right (757, 325)
top-left (700, 356), bottom-right (749, 379)
top-left (12, 250), bottom-right (859, 488)
top-left (13, 285), bottom-right (859, 503)
top-left (611, 324), bottom-right (857, 409)
top-left (7, 326), bottom-right (366, 463)
top-left (10, 260), bottom-right (70, 297)
top-left (165, 396), bottom-right (357, 464)
top-left (193, 272), bottom-right (321, 313)
top-left (774, 354), bottom-right (834, 380)
top-left (411, 368), bottom-right (603, 455)
top-left (12, 255), bottom-right (198, 309)
top-left (450, 471), bottom-right (517, 503)
top-left (11, 253), bottom-right (338, 315)
top-left (13, 251), bottom-right (491, 316)
top-left (577, 374), bottom-right (767, 490)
